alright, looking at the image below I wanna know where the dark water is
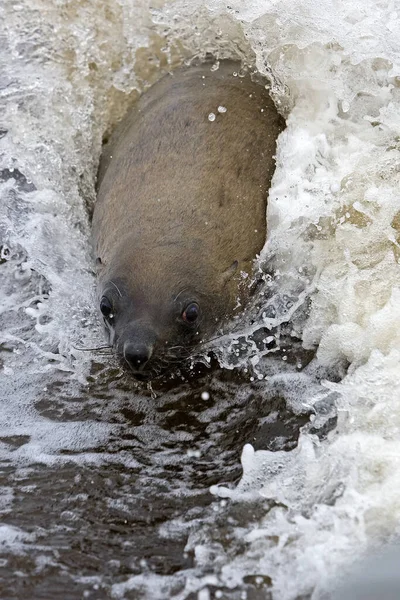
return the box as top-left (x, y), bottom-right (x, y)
top-left (0, 345), bottom-right (338, 600)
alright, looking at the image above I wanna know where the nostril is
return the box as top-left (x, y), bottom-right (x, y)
top-left (123, 343), bottom-right (152, 371)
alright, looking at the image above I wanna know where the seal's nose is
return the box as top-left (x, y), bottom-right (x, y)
top-left (123, 343), bottom-right (152, 371)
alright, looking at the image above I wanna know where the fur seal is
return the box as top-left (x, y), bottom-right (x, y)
top-left (93, 60), bottom-right (284, 380)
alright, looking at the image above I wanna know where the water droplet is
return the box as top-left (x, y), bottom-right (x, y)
top-left (208, 112), bottom-right (216, 122)
top-left (217, 105), bottom-right (227, 113)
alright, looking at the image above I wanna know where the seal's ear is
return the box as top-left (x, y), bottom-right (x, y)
top-left (95, 257), bottom-right (104, 275)
top-left (221, 260), bottom-right (238, 286)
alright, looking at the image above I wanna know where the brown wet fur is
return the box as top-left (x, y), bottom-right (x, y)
top-left (93, 60), bottom-right (284, 378)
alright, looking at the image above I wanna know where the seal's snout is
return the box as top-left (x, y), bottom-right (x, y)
top-left (123, 341), bottom-right (153, 372)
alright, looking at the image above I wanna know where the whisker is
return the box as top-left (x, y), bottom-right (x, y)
top-left (167, 343), bottom-right (198, 353)
top-left (198, 332), bottom-right (227, 348)
top-left (109, 280), bottom-right (123, 298)
top-left (173, 288), bottom-right (189, 302)
top-left (73, 344), bottom-right (113, 353)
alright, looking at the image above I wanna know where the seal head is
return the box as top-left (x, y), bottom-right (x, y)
top-left (96, 242), bottom-right (240, 379)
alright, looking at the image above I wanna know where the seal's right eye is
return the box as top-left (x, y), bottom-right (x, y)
top-left (182, 302), bottom-right (199, 324)
top-left (100, 296), bottom-right (114, 320)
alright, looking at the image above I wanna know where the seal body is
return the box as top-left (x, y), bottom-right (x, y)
top-left (93, 61), bottom-right (284, 379)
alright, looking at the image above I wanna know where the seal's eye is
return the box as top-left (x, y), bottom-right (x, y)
top-left (182, 302), bottom-right (199, 324)
top-left (100, 296), bottom-right (114, 320)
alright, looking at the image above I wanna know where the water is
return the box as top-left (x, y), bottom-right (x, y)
top-left (1, 0), bottom-right (400, 598)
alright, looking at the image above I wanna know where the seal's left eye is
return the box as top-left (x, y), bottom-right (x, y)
top-left (182, 302), bottom-right (199, 324)
top-left (100, 296), bottom-right (114, 320)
